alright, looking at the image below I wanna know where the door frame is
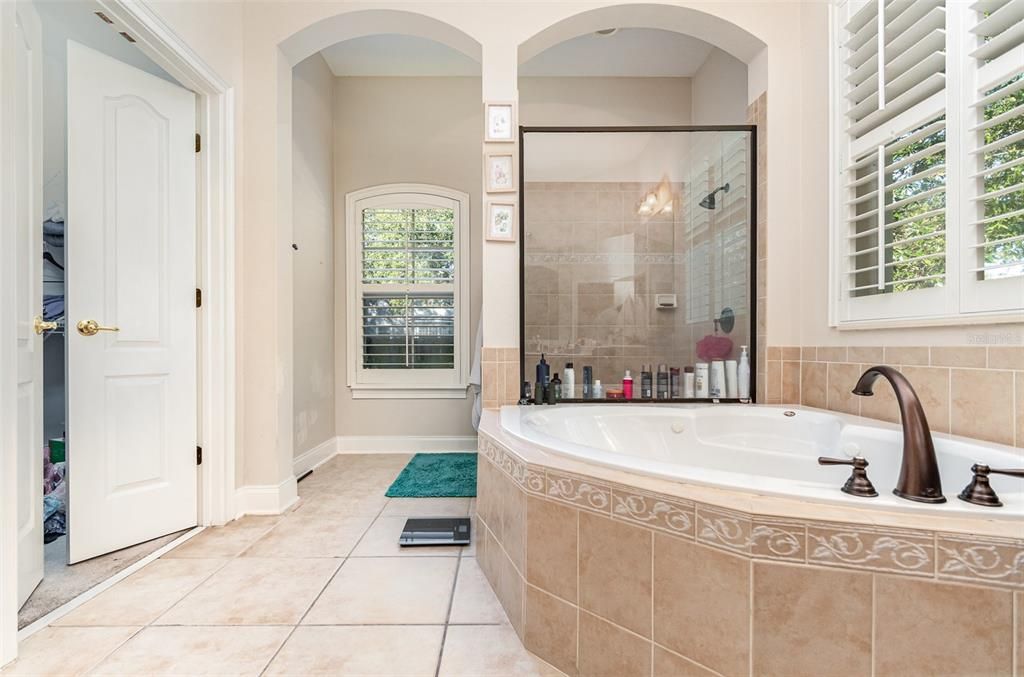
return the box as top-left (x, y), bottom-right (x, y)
top-left (0, 0), bottom-right (237, 665)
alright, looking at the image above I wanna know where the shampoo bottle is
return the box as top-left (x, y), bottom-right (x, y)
top-left (656, 364), bottom-right (669, 399)
top-left (683, 367), bottom-right (695, 399)
top-left (536, 354), bottom-right (549, 388)
top-left (623, 370), bottom-right (634, 400)
top-left (583, 366), bottom-right (594, 399)
top-left (552, 373), bottom-right (562, 401)
top-left (641, 364), bottom-right (653, 399)
top-left (738, 346), bottom-right (751, 401)
top-left (564, 362), bottom-right (575, 399)
top-left (709, 360), bottom-right (725, 398)
top-left (593, 379), bottom-right (603, 399)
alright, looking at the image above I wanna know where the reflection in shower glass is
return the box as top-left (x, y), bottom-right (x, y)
top-left (521, 129), bottom-right (754, 400)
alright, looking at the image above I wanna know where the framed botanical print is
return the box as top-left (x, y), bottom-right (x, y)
top-left (485, 152), bottom-right (515, 193)
top-left (486, 201), bottom-right (516, 242)
top-left (484, 102), bottom-right (515, 142)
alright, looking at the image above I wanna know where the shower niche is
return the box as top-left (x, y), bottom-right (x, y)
top-left (519, 126), bottom-right (756, 403)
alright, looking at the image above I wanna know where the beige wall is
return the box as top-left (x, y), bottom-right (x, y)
top-left (691, 48), bottom-right (747, 125)
top-left (333, 76), bottom-right (482, 438)
top-left (519, 76), bottom-right (691, 126)
top-left (292, 53), bottom-right (336, 457)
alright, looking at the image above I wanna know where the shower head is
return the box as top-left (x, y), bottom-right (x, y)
top-left (698, 183), bottom-right (731, 210)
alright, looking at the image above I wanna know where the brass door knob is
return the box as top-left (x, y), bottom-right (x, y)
top-left (76, 319), bottom-right (120, 337)
top-left (33, 315), bottom-right (58, 335)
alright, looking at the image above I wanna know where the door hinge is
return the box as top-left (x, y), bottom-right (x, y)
top-left (196, 446), bottom-right (203, 465)
top-left (195, 288), bottom-right (202, 308)
top-left (195, 133), bottom-right (201, 153)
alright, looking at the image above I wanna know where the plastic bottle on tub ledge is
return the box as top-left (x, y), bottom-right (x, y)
top-left (623, 370), bottom-right (633, 400)
top-left (709, 360), bottom-right (725, 398)
top-left (657, 364), bottom-right (670, 399)
top-left (582, 366), bottom-right (593, 399)
top-left (738, 346), bottom-right (751, 401)
top-left (563, 362), bottom-right (575, 399)
top-left (695, 362), bottom-right (709, 398)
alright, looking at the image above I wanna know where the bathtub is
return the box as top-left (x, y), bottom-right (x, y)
top-left (500, 404), bottom-right (1024, 519)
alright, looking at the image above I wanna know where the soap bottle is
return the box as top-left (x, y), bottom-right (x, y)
top-left (564, 362), bottom-right (575, 399)
top-left (725, 360), bottom-right (738, 399)
top-left (536, 354), bottom-right (549, 389)
top-left (552, 373), bottom-right (562, 401)
top-left (670, 367), bottom-right (680, 398)
top-left (641, 364), bottom-right (653, 399)
top-left (583, 366), bottom-right (593, 399)
top-left (593, 379), bottom-right (603, 399)
top-left (738, 346), bottom-right (751, 401)
top-left (623, 370), bottom-right (633, 400)
top-left (656, 364), bottom-right (669, 399)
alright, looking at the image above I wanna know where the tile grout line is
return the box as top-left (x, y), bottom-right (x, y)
top-left (256, 486), bottom-right (394, 676)
top-left (433, 549), bottom-right (464, 677)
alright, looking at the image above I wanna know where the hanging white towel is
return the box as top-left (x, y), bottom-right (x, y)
top-left (469, 315), bottom-right (483, 430)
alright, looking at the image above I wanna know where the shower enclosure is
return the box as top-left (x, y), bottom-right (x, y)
top-left (519, 126), bottom-right (757, 402)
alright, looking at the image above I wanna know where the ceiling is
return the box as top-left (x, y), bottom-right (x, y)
top-left (321, 34), bottom-right (480, 76)
top-left (319, 28), bottom-right (718, 78)
top-left (520, 28), bottom-right (715, 77)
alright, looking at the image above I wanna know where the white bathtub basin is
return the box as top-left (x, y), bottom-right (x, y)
top-left (500, 404), bottom-right (1024, 519)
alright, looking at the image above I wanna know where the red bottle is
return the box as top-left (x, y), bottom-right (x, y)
top-left (623, 370), bottom-right (634, 400)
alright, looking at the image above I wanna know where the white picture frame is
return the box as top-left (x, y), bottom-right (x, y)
top-left (484, 102), bottom-right (515, 143)
top-left (485, 152), bottom-right (516, 193)
top-left (486, 201), bottom-right (517, 242)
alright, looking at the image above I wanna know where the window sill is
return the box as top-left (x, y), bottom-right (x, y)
top-left (834, 311), bottom-right (1024, 331)
top-left (349, 384), bottom-right (470, 400)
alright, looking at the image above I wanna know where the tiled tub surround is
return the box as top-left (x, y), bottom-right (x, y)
top-left (482, 347), bottom-right (521, 409)
top-left (522, 177), bottom-right (752, 398)
top-left (763, 344), bottom-right (1024, 449)
top-left (474, 411), bottom-right (1023, 677)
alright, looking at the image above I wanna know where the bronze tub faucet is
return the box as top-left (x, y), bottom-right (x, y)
top-left (852, 366), bottom-right (945, 503)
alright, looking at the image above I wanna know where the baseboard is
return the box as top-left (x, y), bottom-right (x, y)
top-left (293, 436), bottom-right (340, 477)
top-left (235, 476), bottom-right (298, 517)
top-left (337, 435), bottom-right (478, 454)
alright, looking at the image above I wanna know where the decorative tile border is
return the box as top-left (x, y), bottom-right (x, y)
top-left (936, 533), bottom-right (1024, 588)
top-left (806, 522), bottom-right (935, 577)
top-left (611, 488), bottom-right (695, 539)
top-left (478, 430), bottom-right (1024, 590)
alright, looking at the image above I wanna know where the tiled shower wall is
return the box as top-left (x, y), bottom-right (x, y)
top-left (765, 345), bottom-right (1024, 449)
top-left (523, 180), bottom-right (751, 395)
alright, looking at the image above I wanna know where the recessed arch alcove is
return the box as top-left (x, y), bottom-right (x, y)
top-left (283, 9), bottom-right (486, 474)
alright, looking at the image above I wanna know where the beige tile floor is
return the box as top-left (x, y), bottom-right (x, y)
top-left (2, 454), bottom-right (562, 677)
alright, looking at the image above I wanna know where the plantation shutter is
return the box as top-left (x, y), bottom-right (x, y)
top-left (838, 0), bottom-right (951, 320)
top-left (361, 206), bottom-right (457, 370)
top-left (961, 0), bottom-right (1024, 312)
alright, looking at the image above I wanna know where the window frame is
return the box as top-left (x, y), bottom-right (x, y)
top-left (345, 183), bottom-right (471, 399)
top-left (829, 0), bottom-right (1024, 329)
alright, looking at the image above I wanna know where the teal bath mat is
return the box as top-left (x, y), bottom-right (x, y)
top-left (386, 453), bottom-right (477, 498)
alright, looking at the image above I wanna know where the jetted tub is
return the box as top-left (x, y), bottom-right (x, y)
top-left (500, 404), bottom-right (1024, 519)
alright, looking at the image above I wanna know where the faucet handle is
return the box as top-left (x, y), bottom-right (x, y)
top-left (958, 464), bottom-right (1024, 507)
top-left (818, 456), bottom-right (878, 498)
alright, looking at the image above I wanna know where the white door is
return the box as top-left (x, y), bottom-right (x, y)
top-left (66, 42), bottom-right (198, 563)
top-left (14, 0), bottom-right (43, 607)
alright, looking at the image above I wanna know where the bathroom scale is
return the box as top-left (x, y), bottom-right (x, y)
top-left (399, 517), bottom-right (471, 547)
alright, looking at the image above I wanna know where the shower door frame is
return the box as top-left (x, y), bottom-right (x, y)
top-left (517, 124), bottom-right (759, 404)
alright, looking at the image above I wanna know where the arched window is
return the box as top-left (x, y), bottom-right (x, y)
top-left (345, 184), bottom-right (470, 398)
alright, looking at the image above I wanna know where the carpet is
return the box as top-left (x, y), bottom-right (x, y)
top-left (386, 453), bottom-right (477, 497)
